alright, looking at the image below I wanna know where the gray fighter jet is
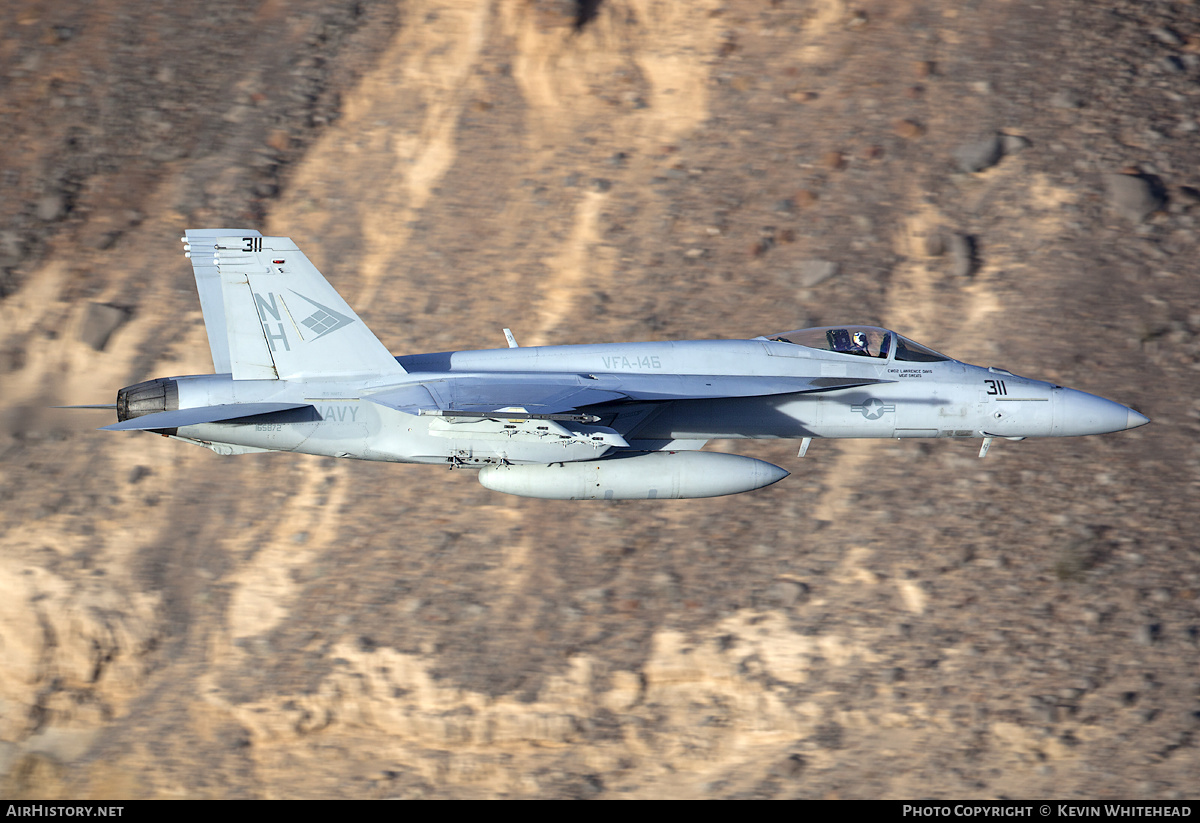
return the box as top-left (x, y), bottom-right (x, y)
top-left (82, 229), bottom-right (1149, 499)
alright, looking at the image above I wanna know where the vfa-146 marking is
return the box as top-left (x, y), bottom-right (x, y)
top-left (68, 230), bottom-right (1148, 500)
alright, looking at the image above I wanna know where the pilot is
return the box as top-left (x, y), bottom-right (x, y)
top-left (849, 331), bottom-right (870, 356)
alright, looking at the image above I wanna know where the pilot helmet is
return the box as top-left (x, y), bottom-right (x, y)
top-left (852, 331), bottom-right (867, 349)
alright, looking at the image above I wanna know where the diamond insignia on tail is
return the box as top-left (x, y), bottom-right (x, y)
top-left (290, 290), bottom-right (355, 340)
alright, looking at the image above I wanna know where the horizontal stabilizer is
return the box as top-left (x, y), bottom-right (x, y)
top-left (100, 402), bottom-right (313, 431)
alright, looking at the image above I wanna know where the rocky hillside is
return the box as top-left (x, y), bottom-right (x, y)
top-left (1, 0), bottom-right (1197, 799)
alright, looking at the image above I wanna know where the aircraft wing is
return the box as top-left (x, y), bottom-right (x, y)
top-left (364, 377), bottom-right (624, 416)
top-left (364, 373), bottom-right (893, 416)
top-left (586, 373), bottom-right (892, 402)
top-left (100, 402), bottom-right (314, 431)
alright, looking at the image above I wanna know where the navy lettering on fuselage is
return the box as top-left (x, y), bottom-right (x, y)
top-left (318, 404), bottom-right (360, 423)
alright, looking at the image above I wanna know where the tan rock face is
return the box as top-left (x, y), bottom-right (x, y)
top-left (2, 0), bottom-right (1197, 799)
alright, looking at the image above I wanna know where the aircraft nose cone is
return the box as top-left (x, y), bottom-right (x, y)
top-left (1053, 389), bottom-right (1147, 436)
top-left (1126, 409), bottom-right (1150, 430)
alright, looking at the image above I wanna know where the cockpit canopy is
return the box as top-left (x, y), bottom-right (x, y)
top-left (761, 325), bottom-right (951, 362)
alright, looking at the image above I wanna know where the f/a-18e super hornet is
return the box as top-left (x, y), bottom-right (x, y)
top-left (74, 229), bottom-right (1149, 499)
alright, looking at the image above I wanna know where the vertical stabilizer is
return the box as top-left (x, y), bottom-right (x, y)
top-left (182, 232), bottom-right (406, 380)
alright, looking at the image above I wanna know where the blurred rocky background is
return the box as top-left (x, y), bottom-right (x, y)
top-left (1, 0), bottom-right (1198, 799)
